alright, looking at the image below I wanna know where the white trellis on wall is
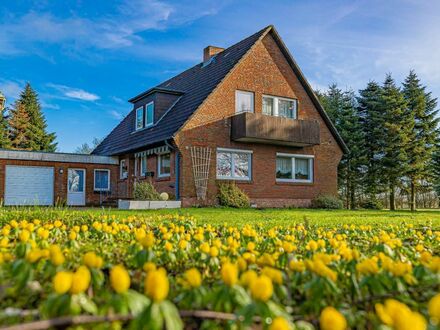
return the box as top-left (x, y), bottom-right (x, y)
top-left (190, 146), bottom-right (212, 200)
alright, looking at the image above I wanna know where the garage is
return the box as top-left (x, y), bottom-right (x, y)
top-left (5, 165), bottom-right (54, 206)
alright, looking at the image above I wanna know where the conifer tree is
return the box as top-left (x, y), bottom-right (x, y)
top-left (17, 83), bottom-right (57, 151)
top-left (402, 71), bottom-right (440, 211)
top-left (357, 81), bottom-right (385, 201)
top-left (381, 74), bottom-right (411, 210)
top-left (8, 102), bottom-right (32, 150)
top-left (0, 107), bottom-right (10, 149)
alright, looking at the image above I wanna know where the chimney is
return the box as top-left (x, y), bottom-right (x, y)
top-left (203, 45), bottom-right (224, 62)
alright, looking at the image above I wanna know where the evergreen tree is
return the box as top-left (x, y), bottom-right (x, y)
top-left (433, 147), bottom-right (440, 203)
top-left (402, 71), bottom-right (440, 211)
top-left (17, 83), bottom-right (57, 151)
top-left (357, 81), bottom-right (385, 200)
top-left (75, 137), bottom-right (103, 154)
top-left (8, 102), bottom-right (32, 150)
top-left (381, 74), bottom-right (411, 210)
top-left (0, 106), bottom-right (10, 149)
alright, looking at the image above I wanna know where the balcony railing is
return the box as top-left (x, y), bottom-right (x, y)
top-left (231, 112), bottom-right (320, 147)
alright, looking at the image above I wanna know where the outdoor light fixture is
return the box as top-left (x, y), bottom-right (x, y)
top-left (59, 168), bottom-right (64, 174)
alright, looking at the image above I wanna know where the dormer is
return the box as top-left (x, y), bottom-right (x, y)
top-left (129, 87), bottom-right (183, 131)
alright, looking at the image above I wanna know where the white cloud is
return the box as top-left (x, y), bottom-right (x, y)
top-left (0, 79), bottom-right (23, 104)
top-left (109, 110), bottom-right (124, 120)
top-left (47, 83), bottom-right (100, 102)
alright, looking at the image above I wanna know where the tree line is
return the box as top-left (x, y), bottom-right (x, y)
top-left (0, 83), bottom-right (57, 152)
top-left (317, 70), bottom-right (440, 210)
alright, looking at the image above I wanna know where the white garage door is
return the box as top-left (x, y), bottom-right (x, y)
top-left (5, 166), bottom-right (54, 206)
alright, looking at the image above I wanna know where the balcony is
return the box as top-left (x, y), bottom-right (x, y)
top-left (231, 112), bottom-right (320, 147)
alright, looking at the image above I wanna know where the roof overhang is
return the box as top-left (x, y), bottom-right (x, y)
top-left (128, 87), bottom-right (184, 104)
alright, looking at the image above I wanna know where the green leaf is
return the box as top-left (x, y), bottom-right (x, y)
top-left (160, 300), bottom-right (183, 330)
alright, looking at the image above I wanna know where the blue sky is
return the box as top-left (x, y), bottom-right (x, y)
top-left (1, 0), bottom-right (439, 152)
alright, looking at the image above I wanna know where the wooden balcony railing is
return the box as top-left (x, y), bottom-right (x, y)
top-left (231, 112), bottom-right (320, 147)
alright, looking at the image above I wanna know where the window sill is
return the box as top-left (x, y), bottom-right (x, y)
top-left (216, 178), bottom-right (253, 184)
top-left (276, 180), bottom-right (314, 186)
top-left (156, 175), bottom-right (171, 182)
top-left (94, 190), bottom-right (111, 193)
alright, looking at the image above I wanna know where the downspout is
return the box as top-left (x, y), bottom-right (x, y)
top-left (165, 140), bottom-right (180, 201)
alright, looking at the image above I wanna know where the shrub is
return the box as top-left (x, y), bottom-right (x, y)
top-left (359, 199), bottom-right (383, 210)
top-left (311, 195), bottom-right (343, 209)
top-left (217, 182), bottom-right (250, 208)
top-left (133, 181), bottom-right (161, 201)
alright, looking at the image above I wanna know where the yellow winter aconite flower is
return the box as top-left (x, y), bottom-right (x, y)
top-left (70, 266), bottom-right (91, 294)
top-left (145, 268), bottom-right (169, 302)
top-left (375, 299), bottom-right (427, 330)
top-left (209, 246), bottom-right (219, 257)
top-left (19, 230), bottom-right (30, 242)
top-left (428, 293), bottom-right (440, 324)
top-left (240, 269), bottom-right (258, 288)
top-left (53, 271), bottom-right (73, 294)
top-left (183, 268), bottom-right (202, 288)
top-left (289, 260), bottom-right (305, 272)
top-left (69, 231), bottom-right (77, 240)
top-left (319, 307), bottom-right (347, 330)
top-left (143, 262), bottom-right (157, 273)
top-left (110, 265), bottom-right (131, 293)
top-left (250, 275), bottom-right (273, 302)
top-left (356, 257), bottom-right (379, 275)
top-left (49, 245), bottom-right (65, 266)
top-left (83, 252), bottom-right (103, 268)
top-left (221, 262), bottom-right (238, 287)
top-left (269, 317), bottom-right (292, 330)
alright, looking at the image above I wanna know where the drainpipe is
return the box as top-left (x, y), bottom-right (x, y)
top-left (165, 140), bottom-right (180, 201)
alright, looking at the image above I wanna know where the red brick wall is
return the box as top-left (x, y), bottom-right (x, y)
top-left (174, 32), bottom-right (343, 207)
top-left (0, 159), bottom-right (118, 206)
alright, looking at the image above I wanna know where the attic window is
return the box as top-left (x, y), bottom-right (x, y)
top-left (135, 106), bottom-right (144, 130)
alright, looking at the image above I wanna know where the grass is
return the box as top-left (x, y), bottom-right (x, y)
top-left (1, 207), bottom-right (440, 227)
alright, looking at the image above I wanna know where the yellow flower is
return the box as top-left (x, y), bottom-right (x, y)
top-left (429, 293), bottom-right (440, 325)
top-left (49, 245), bottom-right (65, 266)
top-left (143, 262), bottom-right (157, 273)
top-left (289, 260), bottom-right (305, 272)
top-left (83, 252), bottom-right (103, 268)
top-left (19, 230), bottom-right (30, 242)
top-left (26, 249), bottom-right (43, 263)
top-left (262, 267), bottom-right (283, 285)
top-left (200, 242), bottom-right (210, 254)
top-left (140, 232), bottom-right (155, 248)
top-left (69, 231), bottom-right (77, 240)
top-left (210, 246), bottom-right (219, 258)
top-left (221, 262), bottom-right (238, 287)
top-left (110, 265), bottom-right (131, 293)
top-left (269, 317), bottom-right (292, 330)
top-left (250, 275), bottom-right (273, 302)
top-left (145, 268), bottom-right (169, 302)
top-left (240, 270), bottom-right (258, 288)
top-left (356, 258), bottom-right (379, 275)
top-left (183, 268), bottom-right (202, 288)
top-left (53, 271), bottom-right (73, 294)
top-left (70, 266), bottom-right (91, 294)
top-left (319, 307), bottom-right (347, 330)
top-left (375, 299), bottom-right (427, 330)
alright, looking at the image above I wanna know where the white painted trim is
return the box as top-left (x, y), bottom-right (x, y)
top-left (0, 149), bottom-right (118, 165)
top-left (94, 169), bottom-right (111, 191)
top-left (157, 153), bottom-right (171, 178)
top-left (145, 101), bottom-right (154, 127)
top-left (235, 90), bottom-right (254, 114)
top-left (216, 148), bottom-right (252, 181)
top-left (140, 155), bottom-right (148, 176)
top-left (135, 106), bottom-right (144, 131)
top-left (120, 159), bottom-right (128, 180)
top-left (275, 153), bottom-right (314, 183)
top-left (263, 95), bottom-right (298, 119)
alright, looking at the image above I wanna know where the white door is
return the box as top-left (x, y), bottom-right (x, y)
top-left (5, 165), bottom-right (54, 206)
top-left (67, 169), bottom-right (86, 206)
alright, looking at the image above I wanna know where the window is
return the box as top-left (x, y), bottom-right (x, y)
top-left (140, 156), bottom-right (147, 176)
top-left (135, 106), bottom-right (144, 130)
top-left (276, 153), bottom-right (313, 183)
top-left (94, 169), bottom-right (110, 191)
top-left (120, 159), bottom-right (128, 179)
top-left (146, 102), bottom-right (154, 127)
top-left (235, 90), bottom-right (254, 113)
top-left (262, 95), bottom-right (297, 119)
top-left (216, 148), bottom-right (252, 180)
top-left (158, 153), bottom-right (171, 177)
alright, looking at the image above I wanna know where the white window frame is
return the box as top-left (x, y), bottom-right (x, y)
top-left (262, 95), bottom-right (298, 119)
top-left (135, 106), bottom-right (144, 130)
top-left (235, 90), bottom-right (254, 113)
top-left (145, 101), bottom-right (154, 127)
top-left (140, 156), bottom-right (147, 176)
top-left (276, 153), bottom-right (314, 183)
top-left (158, 153), bottom-right (171, 178)
top-left (94, 169), bottom-right (110, 191)
top-left (216, 148), bottom-right (253, 181)
top-left (120, 159), bottom-right (128, 180)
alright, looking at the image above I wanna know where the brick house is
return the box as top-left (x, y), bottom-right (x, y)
top-left (92, 25), bottom-right (347, 207)
top-left (0, 25), bottom-right (346, 207)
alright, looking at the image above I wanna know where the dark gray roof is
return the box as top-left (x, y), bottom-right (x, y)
top-left (93, 25), bottom-right (348, 155)
top-left (92, 26), bottom-right (270, 155)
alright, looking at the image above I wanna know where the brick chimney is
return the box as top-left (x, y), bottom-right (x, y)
top-left (203, 45), bottom-right (224, 62)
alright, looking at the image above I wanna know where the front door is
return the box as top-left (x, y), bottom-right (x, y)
top-left (67, 169), bottom-right (86, 206)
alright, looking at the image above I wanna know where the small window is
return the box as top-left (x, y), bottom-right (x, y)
top-left (135, 106), bottom-right (144, 130)
top-left (216, 148), bottom-right (252, 180)
top-left (262, 95), bottom-right (297, 119)
top-left (120, 159), bottom-right (128, 179)
top-left (146, 102), bottom-right (154, 127)
top-left (276, 153), bottom-right (313, 183)
top-left (94, 169), bottom-right (110, 191)
top-left (158, 153), bottom-right (171, 177)
top-left (235, 90), bottom-right (254, 113)
top-left (140, 156), bottom-right (147, 176)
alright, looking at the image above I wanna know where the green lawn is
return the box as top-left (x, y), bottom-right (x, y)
top-left (1, 207), bottom-right (440, 227)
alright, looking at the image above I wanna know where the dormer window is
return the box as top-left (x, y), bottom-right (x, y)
top-left (135, 106), bottom-right (144, 130)
top-left (146, 101), bottom-right (154, 127)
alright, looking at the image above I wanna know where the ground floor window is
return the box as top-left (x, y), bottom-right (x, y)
top-left (140, 156), bottom-right (147, 176)
top-left (216, 148), bottom-right (252, 180)
top-left (94, 169), bottom-right (110, 191)
top-left (120, 159), bottom-right (128, 179)
top-left (158, 153), bottom-right (171, 177)
top-left (276, 153), bottom-right (313, 183)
